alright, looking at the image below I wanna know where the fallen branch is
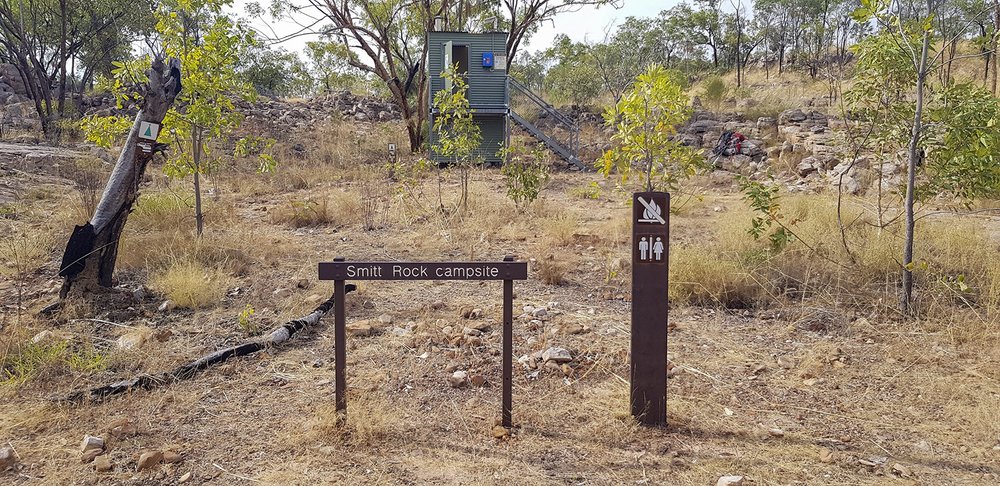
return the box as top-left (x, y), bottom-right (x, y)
top-left (60, 286), bottom-right (356, 403)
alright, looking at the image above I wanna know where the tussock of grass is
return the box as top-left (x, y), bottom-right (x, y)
top-left (149, 259), bottom-right (232, 309)
top-left (303, 393), bottom-right (397, 446)
top-left (537, 254), bottom-right (569, 285)
top-left (671, 195), bottom-right (1000, 314)
top-left (270, 191), bottom-right (361, 228)
top-left (540, 211), bottom-right (579, 247)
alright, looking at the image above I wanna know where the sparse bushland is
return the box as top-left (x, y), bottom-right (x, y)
top-left (670, 193), bottom-right (1000, 319)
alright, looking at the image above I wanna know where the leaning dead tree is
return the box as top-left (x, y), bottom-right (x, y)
top-left (58, 57), bottom-right (182, 298)
top-left (62, 286), bottom-right (356, 403)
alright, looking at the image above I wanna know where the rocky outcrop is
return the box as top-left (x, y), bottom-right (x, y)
top-left (679, 106), bottom-right (896, 196)
top-left (0, 63), bottom-right (28, 104)
top-left (240, 91), bottom-right (401, 132)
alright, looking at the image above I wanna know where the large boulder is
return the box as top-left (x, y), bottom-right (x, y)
top-left (0, 63), bottom-right (27, 97)
top-left (778, 108), bottom-right (807, 125)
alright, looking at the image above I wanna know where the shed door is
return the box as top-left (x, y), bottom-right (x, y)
top-left (443, 41), bottom-right (453, 90)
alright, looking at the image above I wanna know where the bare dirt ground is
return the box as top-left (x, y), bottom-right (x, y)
top-left (1, 132), bottom-right (999, 485)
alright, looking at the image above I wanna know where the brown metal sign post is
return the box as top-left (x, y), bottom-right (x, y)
top-left (631, 192), bottom-right (670, 425)
top-left (319, 256), bottom-right (528, 428)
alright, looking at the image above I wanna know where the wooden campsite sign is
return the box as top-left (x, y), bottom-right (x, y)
top-left (319, 256), bottom-right (528, 428)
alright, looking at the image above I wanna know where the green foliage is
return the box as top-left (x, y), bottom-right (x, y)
top-left (1, 341), bottom-right (68, 385)
top-left (66, 347), bottom-right (110, 373)
top-left (499, 142), bottom-right (549, 212)
top-left (599, 64), bottom-right (702, 192)
top-left (238, 304), bottom-right (258, 335)
top-left (568, 182), bottom-right (602, 200)
top-left (431, 64), bottom-right (482, 213)
top-left (0, 340), bottom-right (107, 385)
top-left (544, 35), bottom-right (602, 106)
top-left (738, 176), bottom-right (793, 252)
top-left (159, 0), bottom-right (257, 178)
top-left (702, 75), bottom-right (728, 109)
top-left (432, 65), bottom-right (481, 164)
top-left (234, 135), bottom-right (277, 173)
top-left (847, 23), bottom-right (1000, 206)
top-left (920, 84), bottom-right (1000, 202)
top-left (305, 37), bottom-right (365, 94)
top-left (78, 114), bottom-right (133, 150)
top-left (239, 40), bottom-right (313, 97)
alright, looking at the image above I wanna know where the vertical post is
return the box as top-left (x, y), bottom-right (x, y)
top-left (502, 255), bottom-right (514, 428)
top-left (630, 192), bottom-right (670, 426)
top-left (333, 257), bottom-right (347, 415)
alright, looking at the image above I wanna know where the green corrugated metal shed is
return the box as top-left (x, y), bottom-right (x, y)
top-left (427, 31), bottom-right (509, 166)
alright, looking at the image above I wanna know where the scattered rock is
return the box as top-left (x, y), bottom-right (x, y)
top-left (31, 330), bottom-right (61, 344)
top-left (541, 347), bottom-right (572, 363)
top-left (179, 472), bottom-right (192, 483)
top-left (561, 364), bottom-right (573, 377)
top-left (561, 323), bottom-right (588, 335)
top-left (94, 454), bottom-right (112, 472)
top-left (768, 428), bottom-right (784, 438)
top-left (716, 475), bottom-right (744, 486)
top-left (891, 462), bottom-right (913, 478)
top-left (463, 327), bottom-right (482, 337)
top-left (470, 374), bottom-right (487, 387)
top-left (0, 446), bottom-right (16, 470)
top-left (82, 448), bottom-right (103, 463)
top-left (448, 370), bottom-right (469, 388)
top-left (296, 278), bottom-right (310, 289)
top-left (153, 329), bottom-right (173, 343)
top-left (158, 300), bottom-right (176, 313)
top-left (117, 328), bottom-right (151, 350)
top-left (162, 450), bottom-right (183, 464)
top-left (345, 321), bottom-right (373, 337)
top-left (272, 288), bottom-right (292, 299)
top-left (136, 450), bottom-right (163, 471)
top-left (818, 447), bottom-right (836, 463)
top-left (532, 307), bottom-right (549, 318)
top-left (797, 160), bottom-right (818, 177)
top-left (109, 419), bottom-right (138, 438)
top-left (492, 425), bottom-right (509, 439)
top-left (777, 356), bottom-right (795, 369)
top-left (377, 314), bottom-right (393, 325)
top-left (81, 435), bottom-right (105, 453)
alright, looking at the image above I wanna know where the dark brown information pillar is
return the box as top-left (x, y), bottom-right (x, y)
top-left (502, 255), bottom-right (514, 428)
top-left (333, 257), bottom-right (347, 414)
top-left (631, 192), bottom-right (669, 425)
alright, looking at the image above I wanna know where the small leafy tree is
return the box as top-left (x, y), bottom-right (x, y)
top-left (431, 64), bottom-right (481, 213)
top-left (81, 0), bottom-right (274, 237)
top-left (851, 0), bottom-right (1000, 312)
top-left (499, 142), bottom-right (549, 212)
top-left (702, 75), bottom-right (727, 110)
top-left (599, 64), bottom-right (702, 192)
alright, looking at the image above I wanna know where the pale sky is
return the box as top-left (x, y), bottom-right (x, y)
top-left (230, 0), bottom-right (676, 58)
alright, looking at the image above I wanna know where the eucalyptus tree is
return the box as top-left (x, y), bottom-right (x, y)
top-left (0, 0), bottom-right (152, 136)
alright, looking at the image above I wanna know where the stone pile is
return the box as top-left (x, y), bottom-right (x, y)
top-left (241, 90), bottom-right (401, 131)
top-left (675, 106), bottom-right (888, 196)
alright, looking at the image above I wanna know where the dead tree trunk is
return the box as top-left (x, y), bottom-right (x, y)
top-left (60, 286), bottom-right (355, 403)
top-left (57, 58), bottom-right (182, 298)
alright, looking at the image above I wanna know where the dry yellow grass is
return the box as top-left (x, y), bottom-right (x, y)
top-left (149, 259), bottom-right (233, 309)
top-left (4, 107), bottom-right (1000, 485)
